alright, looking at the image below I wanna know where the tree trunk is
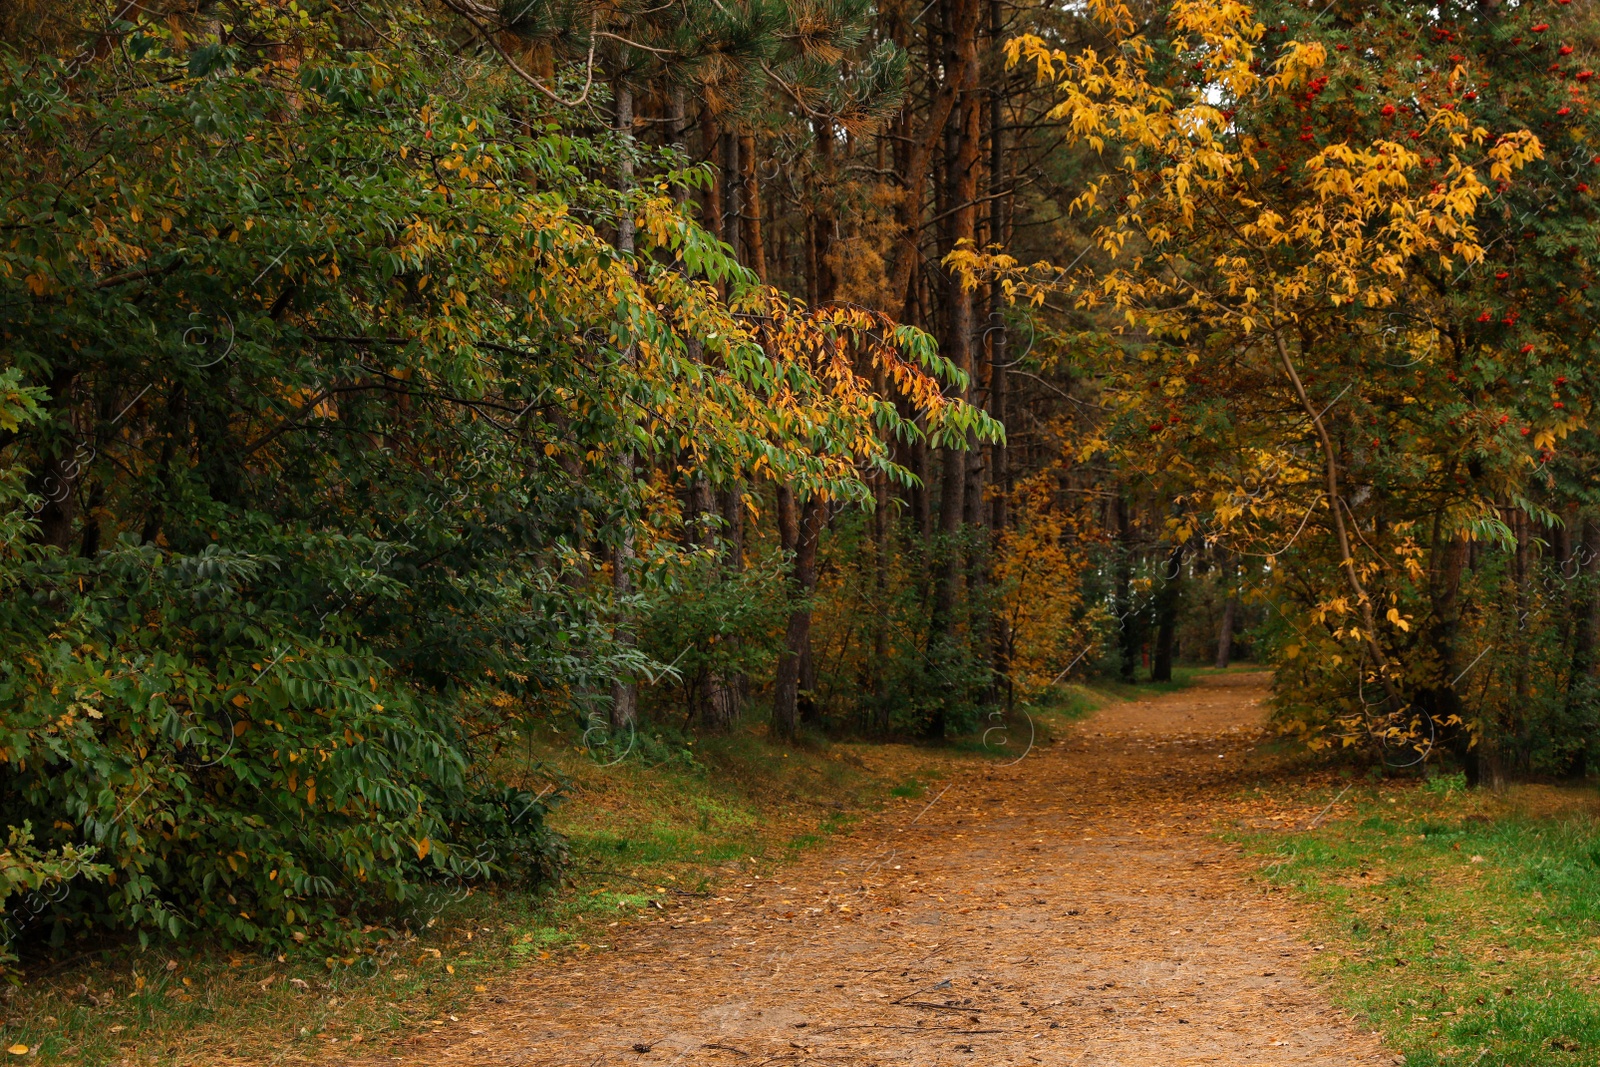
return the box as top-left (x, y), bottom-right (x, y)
top-left (886, 0), bottom-right (981, 314)
top-left (811, 117), bottom-right (837, 305)
top-left (926, 0), bottom-right (981, 735)
top-left (723, 129), bottom-right (741, 263)
top-left (27, 364), bottom-right (82, 551)
top-left (987, 39), bottom-right (1010, 700)
top-left (1215, 597), bottom-right (1236, 669)
top-left (871, 470), bottom-right (892, 733)
top-left (1152, 543), bottom-right (1184, 682)
top-left (772, 488), bottom-right (825, 739)
top-left (701, 109), bottom-right (723, 245)
top-left (609, 80), bottom-right (639, 732)
top-left (740, 133), bottom-right (767, 283)
top-left (1113, 491), bottom-right (1138, 683)
top-left (670, 86), bottom-right (689, 211)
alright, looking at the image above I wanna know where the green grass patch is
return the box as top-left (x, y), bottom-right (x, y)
top-left (1239, 777), bottom-right (1600, 1066)
top-left (1082, 663), bottom-right (1247, 703)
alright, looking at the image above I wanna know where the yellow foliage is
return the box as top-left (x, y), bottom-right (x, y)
top-left (993, 467), bottom-right (1101, 700)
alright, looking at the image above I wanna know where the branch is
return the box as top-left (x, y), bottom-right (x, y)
top-left (436, 0), bottom-right (598, 108)
top-left (1267, 301), bottom-right (1401, 708)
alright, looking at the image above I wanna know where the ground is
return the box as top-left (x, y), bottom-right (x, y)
top-left (345, 671), bottom-right (1394, 1066)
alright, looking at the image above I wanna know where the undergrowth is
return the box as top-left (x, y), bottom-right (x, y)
top-left (0, 724), bottom-right (945, 1065)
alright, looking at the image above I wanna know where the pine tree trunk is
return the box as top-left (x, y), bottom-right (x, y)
top-left (740, 133), bottom-right (767, 283)
top-left (987, 33), bottom-right (1011, 699)
top-left (609, 80), bottom-right (639, 732)
top-left (701, 110), bottom-right (722, 245)
top-left (670, 86), bottom-right (689, 211)
top-left (927, 0), bottom-right (981, 736)
top-left (723, 130), bottom-right (741, 262)
top-left (704, 484), bottom-right (746, 727)
top-left (1152, 543), bottom-right (1183, 682)
top-left (811, 117), bottom-right (837, 305)
top-left (871, 469), bottom-right (892, 733)
top-left (772, 488), bottom-right (825, 739)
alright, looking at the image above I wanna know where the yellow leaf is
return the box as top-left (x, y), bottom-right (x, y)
top-left (416, 837), bottom-right (431, 859)
top-left (7, 1046), bottom-right (29, 1056)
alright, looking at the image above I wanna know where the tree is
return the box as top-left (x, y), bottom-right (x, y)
top-left (0, 0), bottom-right (988, 952)
top-left (964, 0), bottom-right (1598, 774)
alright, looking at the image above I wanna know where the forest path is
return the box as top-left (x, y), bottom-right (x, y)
top-left (370, 674), bottom-right (1392, 1066)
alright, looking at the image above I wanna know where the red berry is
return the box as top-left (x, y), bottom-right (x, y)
top-left (1556, 375), bottom-right (1568, 384)
top-left (1521, 343), bottom-right (1536, 353)
top-left (1559, 106), bottom-right (1573, 115)
top-left (1496, 271), bottom-right (1510, 279)
top-left (1534, 23), bottom-right (1550, 32)
top-left (1477, 311), bottom-right (1493, 322)
top-left (1580, 183), bottom-right (1591, 192)
top-left (1555, 401), bottom-right (1565, 408)
top-left (1561, 44), bottom-right (1575, 55)
top-left (1521, 427), bottom-right (1532, 435)
top-left (1382, 103), bottom-right (1396, 116)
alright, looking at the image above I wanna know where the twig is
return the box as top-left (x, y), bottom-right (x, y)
top-left (898, 1000), bottom-right (979, 1013)
top-left (1307, 783), bottom-right (1354, 830)
top-left (813, 1023), bottom-right (1012, 1034)
top-left (910, 784), bottom-right (952, 824)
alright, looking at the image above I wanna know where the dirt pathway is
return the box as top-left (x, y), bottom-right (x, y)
top-left (367, 674), bottom-right (1392, 1066)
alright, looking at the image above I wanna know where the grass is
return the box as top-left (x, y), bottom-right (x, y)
top-left (0, 723), bottom-right (948, 1066)
top-left (1238, 772), bottom-right (1600, 1066)
top-left (1080, 663), bottom-right (1253, 704)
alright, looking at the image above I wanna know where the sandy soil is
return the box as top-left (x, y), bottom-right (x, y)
top-left (353, 673), bottom-right (1394, 1066)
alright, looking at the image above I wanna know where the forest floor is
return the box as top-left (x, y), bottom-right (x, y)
top-left (341, 672), bottom-right (1394, 1067)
